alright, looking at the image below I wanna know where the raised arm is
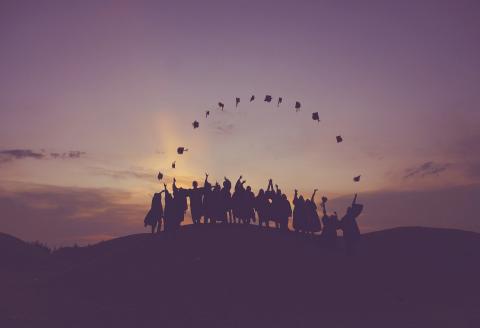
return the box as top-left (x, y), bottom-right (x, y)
top-left (311, 189), bottom-right (317, 202)
top-left (173, 178), bottom-right (178, 193)
top-left (267, 179), bottom-right (273, 192)
top-left (235, 175), bottom-right (243, 190)
top-left (352, 193), bottom-right (358, 206)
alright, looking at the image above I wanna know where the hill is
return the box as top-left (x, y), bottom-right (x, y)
top-left (1, 225), bottom-right (480, 328)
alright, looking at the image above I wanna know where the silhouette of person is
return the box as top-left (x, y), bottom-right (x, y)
top-left (265, 179), bottom-right (276, 228)
top-left (305, 189), bottom-right (321, 234)
top-left (144, 190), bottom-right (164, 233)
top-left (221, 177), bottom-right (233, 224)
top-left (233, 175), bottom-right (246, 224)
top-left (293, 190), bottom-right (306, 233)
top-left (163, 183), bottom-right (176, 232)
top-left (244, 185), bottom-right (256, 224)
top-left (173, 178), bottom-right (188, 226)
top-left (186, 177), bottom-right (206, 225)
top-left (202, 174), bottom-right (213, 224)
top-left (339, 194), bottom-right (363, 255)
top-left (320, 196), bottom-right (339, 248)
top-left (255, 188), bottom-right (269, 227)
top-left (278, 193), bottom-right (292, 231)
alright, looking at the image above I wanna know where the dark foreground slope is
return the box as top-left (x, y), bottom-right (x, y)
top-left (1, 225), bottom-right (480, 328)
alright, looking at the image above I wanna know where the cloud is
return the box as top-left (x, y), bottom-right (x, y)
top-left (89, 166), bottom-right (153, 181)
top-left (403, 161), bottom-right (450, 179)
top-left (0, 181), bottom-right (147, 247)
top-left (328, 184), bottom-right (480, 233)
top-left (0, 149), bottom-right (86, 164)
top-left (215, 123), bottom-right (235, 135)
top-left (0, 149), bottom-right (45, 163)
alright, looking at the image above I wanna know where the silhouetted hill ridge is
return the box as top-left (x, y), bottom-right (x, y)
top-left (1, 225), bottom-right (480, 328)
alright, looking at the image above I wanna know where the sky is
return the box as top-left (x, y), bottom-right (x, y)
top-left (1, 0), bottom-right (480, 246)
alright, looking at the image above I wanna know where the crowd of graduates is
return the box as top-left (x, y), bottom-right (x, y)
top-left (144, 174), bottom-right (363, 253)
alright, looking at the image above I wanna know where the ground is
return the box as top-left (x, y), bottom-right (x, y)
top-left (1, 225), bottom-right (480, 328)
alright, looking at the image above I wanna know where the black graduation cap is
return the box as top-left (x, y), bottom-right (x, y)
top-left (192, 120), bottom-right (199, 129)
top-left (312, 112), bottom-right (320, 122)
top-left (295, 101), bottom-right (301, 111)
top-left (336, 135), bottom-right (343, 143)
top-left (264, 95), bottom-right (272, 103)
top-left (353, 175), bottom-right (361, 182)
top-left (235, 97), bottom-right (240, 107)
top-left (250, 95), bottom-right (255, 102)
top-left (177, 147), bottom-right (188, 154)
top-left (218, 102), bottom-right (224, 110)
top-left (172, 161), bottom-right (176, 169)
top-left (277, 97), bottom-right (283, 107)
top-left (205, 110), bottom-right (210, 118)
top-left (157, 172), bottom-right (163, 180)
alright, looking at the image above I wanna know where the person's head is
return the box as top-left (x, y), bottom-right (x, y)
top-left (258, 189), bottom-right (264, 196)
top-left (246, 186), bottom-right (251, 192)
top-left (299, 195), bottom-right (304, 202)
top-left (192, 181), bottom-right (198, 188)
top-left (281, 194), bottom-right (287, 201)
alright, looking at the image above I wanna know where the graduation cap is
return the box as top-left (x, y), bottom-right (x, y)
top-left (157, 172), bottom-right (163, 180)
top-left (295, 101), bottom-right (301, 111)
top-left (218, 102), bottom-right (224, 110)
top-left (235, 97), bottom-right (240, 107)
top-left (250, 95), bottom-right (255, 102)
top-left (277, 97), bottom-right (283, 107)
top-left (205, 110), bottom-right (210, 118)
top-left (177, 147), bottom-right (188, 154)
top-left (336, 135), bottom-right (343, 143)
top-left (192, 120), bottom-right (199, 129)
top-left (172, 161), bottom-right (176, 169)
top-left (353, 175), bottom-right (361, 182)
top-left (312, 112), bottom-right (320, 122)
top-left (264, 95), bottom-right (272, 103)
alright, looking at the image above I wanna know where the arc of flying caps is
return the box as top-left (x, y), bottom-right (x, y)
top-left (277, 97), bottom-right (283, 107)
top-left (192, 120), bottom-right (199, 129)
top-left (312, 112), bottom-right (320, 122)
top-left (295, 101), bottom-right (301, 112)
top-left (235, 97), bottom-right (240, 107)
top-left (218, 102), bottom-right (224, 111)
top-left (250, 95), bottom-right (255, 102)
top-left (205, 110), bottom-right (210, 118)
top-left (353, 175), bottom-right (361, 182)
top-left (157, 172), bottom-right (163, 180)
top-left (177, 147), bottom-right (188, 154)
top-left (264, 95), bottom-right (272, 103)
top-left (336, 135), bottom-right (343, 143)
top-left (171, 161), bottom-right (176, 169)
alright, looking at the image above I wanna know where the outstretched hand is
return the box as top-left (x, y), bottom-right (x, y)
top-left (173, 177), bottom-right (176, 183)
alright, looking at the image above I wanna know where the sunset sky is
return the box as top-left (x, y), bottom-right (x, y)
top-left (1, 0), bottom-right (480, 245)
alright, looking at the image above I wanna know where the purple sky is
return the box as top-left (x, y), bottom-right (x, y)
top-left (1, 0), bottom-right (480, 245)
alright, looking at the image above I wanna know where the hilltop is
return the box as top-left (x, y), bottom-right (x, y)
top-left (1, 225), bottom-right (480, 328)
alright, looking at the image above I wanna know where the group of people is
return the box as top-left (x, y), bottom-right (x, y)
top-left (144, 174), bottom-right (363, 253)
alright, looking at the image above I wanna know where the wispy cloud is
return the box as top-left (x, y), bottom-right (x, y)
top-left (0, 149), bottom-right (86, 164)
top-left (0, 181), bottom-right (146, 246)
top-left (403, 161), bottom-right (450, 179)
top-left (0, 149), bottom-right (45, 162)
top-left (89, 166), bottom-right (154, 181)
